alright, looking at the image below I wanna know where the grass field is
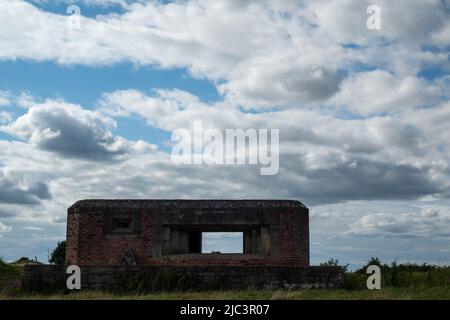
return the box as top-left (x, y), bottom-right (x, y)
top-left (1, 287), bottom-right (450, 300)
top-left (1, 257), bottom-right (449, 300)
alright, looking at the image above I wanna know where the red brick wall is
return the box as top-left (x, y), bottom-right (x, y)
top-left (65, 212), bottom-right (79, 264)
top-left (66, 211), bottom-right (154, 265)
top-left (66, 205), bottom-right (309, 266)
top-left (279, 211), bottom-right (309, 265)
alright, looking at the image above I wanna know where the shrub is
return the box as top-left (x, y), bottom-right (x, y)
top-left (49, 241), bottom-right (66, 265)
top-left (320, 258), bottom-right (349, 273)
top-left (342, 257), bottom-right (450, 290)
top-left (0, 257), bottom-right (22, 279)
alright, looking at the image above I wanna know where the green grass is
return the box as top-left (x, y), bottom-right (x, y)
top-left (0, 258), bottom-right (23, 296)
top-left (1, 288), bottom-right (449, 300)
top-left (0, 260), bottom-right (22, 277)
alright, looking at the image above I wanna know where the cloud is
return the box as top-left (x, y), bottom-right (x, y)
top-left (0, 0), bottom-right (449, 266)
top-left (430, 20), bottom-right (450, 46)
top-left (307, 0), bottom-right (447, 45)
top-left (1, 97), bottom-right (152, 161)
top-left (347, 208), bottom-right (450, 238)
top-left (279, 155), bottom-right (442, 204)
top-left (0, 111), bottom-right (13, 125)
top-left (219, 64), bottom-right (343, 109)
top-left (96, 88), bottom-right (450, 204)
top-left (0, 172), bottom-right (51, 205)
top-left (0, 91), bottom-right (10, 107)
top-left (330, 70), bottom-right (442, 116)
top-left (0, 222), bottom-right (12, 235)
top-left (0, 91), bottom-right (13, 124)
top-left (98, 89), bottom-right (247, 131)
top-left (2, 1), bottom-right (448, 109)
top-left (29, 0), bottom-right (142, 9)
top-left (23, 226), bottom-right (44, 231)
top-left (0, 208), bottom-right (14, 217)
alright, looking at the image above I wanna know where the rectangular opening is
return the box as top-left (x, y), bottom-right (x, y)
top-left (201, 232), bottom-right (244, 253)
top-left (104, 212), bottom-right (140, 235)
top-left (112, 218), bottom-right (132, 230)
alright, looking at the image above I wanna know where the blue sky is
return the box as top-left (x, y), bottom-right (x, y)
top-left (0, 60), bottom-right (219, 146)
top-left (0, 0), bottom-right (450, 269)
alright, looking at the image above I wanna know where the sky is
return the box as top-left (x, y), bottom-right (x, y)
top-left (0, 0), bottom-right (450, 269)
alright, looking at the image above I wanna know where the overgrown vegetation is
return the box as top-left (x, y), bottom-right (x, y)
top-left (343, 257), bottom-right (450, 291)
top-left (1, 256), bottom-right (449, 299)
top-left (320, 258), bottom-right (349, 273)
top-left (0, 257), bottom-right (22, 278)
top-left (0, 257), bottom-right (23, 296)
top-left (10, 257), bottom-right (42, 266)
top-left (48, 241), bottom-right (66, 265)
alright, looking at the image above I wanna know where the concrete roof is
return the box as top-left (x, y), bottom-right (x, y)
top-left (68, 199), bottom-right (308, 212)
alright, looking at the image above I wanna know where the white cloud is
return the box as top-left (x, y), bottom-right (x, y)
top-left (29, 0), bottom-right (142, 9)
top-left (430, 20), bottom-right (450, 46)
top-left (98, 88), bottom-right (450, 204)
top-left (0, 111), bottom-right (13, 124)
top-left (1, 1), bottom-right (448, 109)
top-left (347, 208), bottom-right (450, 238)
top-left (0, 91), bottom-right (10, 107)
top-left (0, 222), bottom-right (13, 234)
top-left (0, 89), bottom-right (449, 264)
top-left (1, 96), bottom-right (156, 160)
top-left (23, 226), bottom-right (44, 231)
top-left (330, 70), bottom-right (442, 116)
top-left (0, 0), bottom-right (449, 266)
top-left (0, 170), bottom-right (51, 205)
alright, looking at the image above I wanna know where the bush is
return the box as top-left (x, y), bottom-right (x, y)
top-left (320, 258), bottom-right (349, 273)
top-left (342, 257), bottom-right (450, 290)
top-left (49, 241), bottom-right (66, 265)
top-left (11, 257), bottom-right (40, 265)
top-left (0, 257), bottom-right (22, 279)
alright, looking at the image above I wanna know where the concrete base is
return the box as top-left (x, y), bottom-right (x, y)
top-left (22, 265), bottom-right (344, 293)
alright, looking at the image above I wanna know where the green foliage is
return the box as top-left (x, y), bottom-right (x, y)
top-left (0, 257), bottom-right (23, 296)
top-left (11, 257), bottom-right (41, 265)
top-left (108, 258), bottom-right (450, 293)
top-left (0, 257), bottom-right (21, 277)
top-left (49, 241), bottom-right (66, 265)
top-left (320, 258), bottom-right (349, 273)
top-left (343, 257), bottom-right (450, 290)
top-left (2, 254), bottom-right (450, 298)
top-left (366, 257), bottom-right (382, 267)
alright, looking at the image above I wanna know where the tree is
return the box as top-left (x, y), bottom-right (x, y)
top-left (49, 241), bottom-right (66, 265)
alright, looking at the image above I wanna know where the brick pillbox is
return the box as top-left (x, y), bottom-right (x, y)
top-left (23, 200), bottom-right (344, 291)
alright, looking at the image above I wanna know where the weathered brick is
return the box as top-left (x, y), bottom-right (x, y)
top-left (66, 200), bottom-right (310, 266)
